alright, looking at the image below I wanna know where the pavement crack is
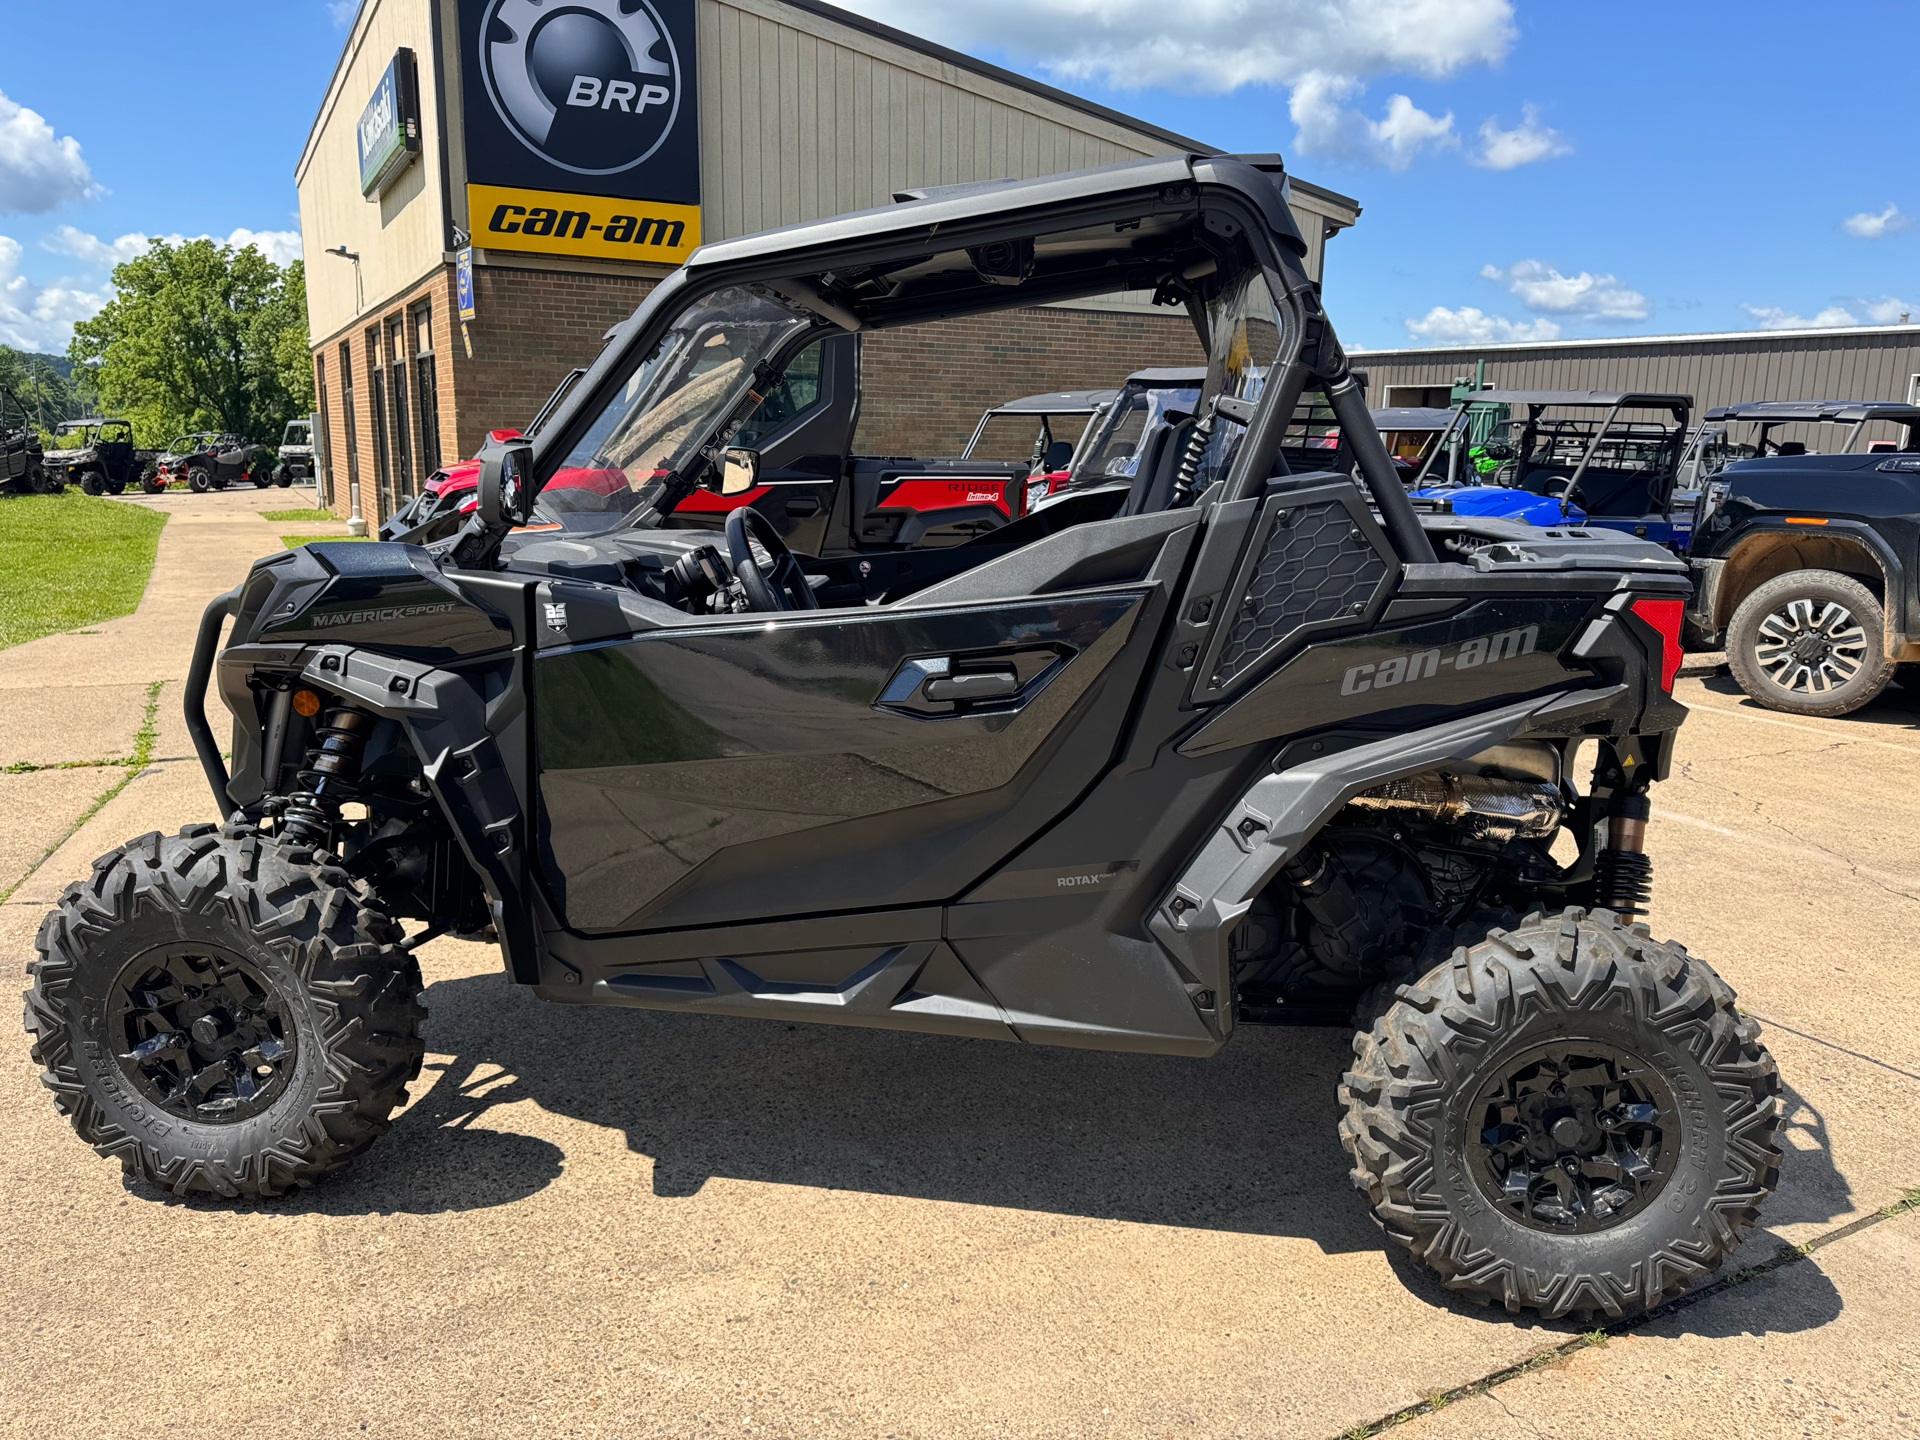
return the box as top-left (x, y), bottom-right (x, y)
top-left (1489, 1390), bottom-right (1551, 1438)
top-left (1329, 1190), bottom-right (1920, 1439)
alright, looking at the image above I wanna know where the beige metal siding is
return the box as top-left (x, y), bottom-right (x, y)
top-left (699, 0), bottom-right (1158, 240)
top-left (1358, 329), bottom-right (1920, 434)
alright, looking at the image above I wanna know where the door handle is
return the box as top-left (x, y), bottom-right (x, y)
top-left (923, 668), bottom-right (1019, 701)
top-left (785, 495), bottom-right (821, 517)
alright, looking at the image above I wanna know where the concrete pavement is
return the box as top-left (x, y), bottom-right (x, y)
top-left (0, 506), bottom-right (1915, 1438)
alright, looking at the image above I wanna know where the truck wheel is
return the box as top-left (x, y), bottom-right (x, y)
top-left (79, 469), bottom-right (103, 496)
top-left (23, 824), bottom-right (426, 1198)
top-left (187, 466), bottom-right (212, 493)
top-left (1725, 569), bottom-right (1894, 717)
top-left (1339, 907), bottom-right (1781, 1319)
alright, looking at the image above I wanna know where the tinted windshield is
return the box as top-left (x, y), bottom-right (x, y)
top-left (550, 286), bottom-right (815, 518)
top-left (1073, 385), bottom-right (1200, 482)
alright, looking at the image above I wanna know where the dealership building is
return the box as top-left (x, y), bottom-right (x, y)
top-left (297, 0), bottom-right (1360, 526)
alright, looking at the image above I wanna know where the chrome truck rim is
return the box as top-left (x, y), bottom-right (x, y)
top-left (1754, 597), bottom-right (1869, 694)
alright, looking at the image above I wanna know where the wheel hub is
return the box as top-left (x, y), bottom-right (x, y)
top-left (1469, 1042), bottom-right (1679, 1233)
top-left (108, 943), bottom-right (296, 1124)
top-left (1753, 597), bottom-right (1868, 695)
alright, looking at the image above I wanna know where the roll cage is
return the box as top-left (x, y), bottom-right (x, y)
top-left (512, 153), bottom-right (1435, 567)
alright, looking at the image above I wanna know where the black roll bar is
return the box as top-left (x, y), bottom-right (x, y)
top-left (1324, 375), bottom-right (1439, 564)
top-left (186, 585), bottom-right (242, 813)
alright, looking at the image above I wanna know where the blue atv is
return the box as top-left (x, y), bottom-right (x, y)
top-left (1386, 390), bottom-right (1696, 548)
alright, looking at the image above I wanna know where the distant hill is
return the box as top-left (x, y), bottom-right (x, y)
top-left (22, 353), bottom-right (73, 379)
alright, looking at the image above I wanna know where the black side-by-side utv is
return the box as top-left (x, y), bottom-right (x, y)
top-left (25, 154), bottom-right (1781, 1320)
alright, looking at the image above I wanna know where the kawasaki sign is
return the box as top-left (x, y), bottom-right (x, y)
top-left (458, 0), bottom-right (700, 263)
top-left (357, 50), bottom-right (422, 198)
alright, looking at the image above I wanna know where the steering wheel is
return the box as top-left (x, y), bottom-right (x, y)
top-left (725, 505), bottom-right (819, 612)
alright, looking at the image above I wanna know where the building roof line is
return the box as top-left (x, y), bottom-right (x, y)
top-left (1352, 321), bottom-right (1920, 359)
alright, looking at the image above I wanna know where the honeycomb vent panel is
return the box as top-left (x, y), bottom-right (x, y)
top-left (1212, 500), bottom-right (1387, 684)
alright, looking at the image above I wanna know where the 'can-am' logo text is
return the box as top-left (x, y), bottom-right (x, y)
top-left (310, 602), bottom-right (458, 628)
top-left (1341, 625), bottom-right (1539, 696)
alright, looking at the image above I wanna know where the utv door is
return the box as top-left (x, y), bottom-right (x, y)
top-left (530, 528), bottom-right (1190, 934)
top-left (213, 440), bottom-right (251, 484)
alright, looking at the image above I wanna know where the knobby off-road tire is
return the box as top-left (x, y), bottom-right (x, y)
top-left (78, 469), bottom-right (103, 496)
top-left (187, 465), bottom-right (213, 493)
top-left (1726, 568), bottom-right (1894, 717)
top-left (1339, 907), bottom-right (1781, 1319)
top-left (23, 823), bottom-right (426, 1197)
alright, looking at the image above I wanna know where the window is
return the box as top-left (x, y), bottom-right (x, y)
top-left (338, 341), bottom-right (359, 498)
top-left (412, 304), bottom-right (440, 475)
top-left (732, 337), bottom-right (825, 446)
top-left (386, 314), bottom-right (413, 501)
top-left (366, 328), bottom-right (390, 519)
top-left (315, 352), bottom-right (332, 506)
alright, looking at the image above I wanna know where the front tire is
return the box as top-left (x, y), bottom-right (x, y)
top-left (23, 824), bottom-right (426, 1197)
top-left (1726, 569), bottom-right (1894, 717)
top-left (79, 469), bottom-right (102, 496)
top-left (1339, 907), bottom-right (1781, 1319)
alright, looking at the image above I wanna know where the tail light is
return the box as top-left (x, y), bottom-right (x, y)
top-left (1629, 597), bottom-right (1684, 692)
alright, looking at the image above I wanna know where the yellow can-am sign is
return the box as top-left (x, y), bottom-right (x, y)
top-left (467, 183), bottom-right (700, 264)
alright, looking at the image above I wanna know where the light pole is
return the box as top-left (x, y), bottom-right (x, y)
top-left (324, 246), bottom-right (367, 535)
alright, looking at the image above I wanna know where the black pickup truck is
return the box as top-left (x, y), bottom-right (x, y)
top-left (1686, 400), bottom-right (1920, 715)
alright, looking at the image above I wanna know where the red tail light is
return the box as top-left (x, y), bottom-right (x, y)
top-left (1629, 597), bottom-right (1684, 692)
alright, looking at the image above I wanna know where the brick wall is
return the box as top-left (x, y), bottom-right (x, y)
top-left (447, 264), bottom-right (657, 460)
top-left (312, 269), bottom-right (1204, 519)
top-left (855, 305), bottom-right (1206, 457)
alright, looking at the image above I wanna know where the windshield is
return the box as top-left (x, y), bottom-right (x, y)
top-left (551, 286), bottom-right (815, 519)
top-left (1191, 270), bottom-right (1288, 491)
top-left (1072, 385), bottom-right (1200, 483)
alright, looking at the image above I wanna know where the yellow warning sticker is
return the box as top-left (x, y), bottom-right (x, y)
top-left (466, 183), bottom-right (701, 265)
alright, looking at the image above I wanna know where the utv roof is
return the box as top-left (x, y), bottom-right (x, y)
top-left (1472, 390), bottom-right (1693, 411)
top-left (1125, 366), bottom-right (1208, 387)
top-left (1705, 400), bottom-right (1920, 424)
top-left (1371, 407), bottom-right (1458, 430)
top-left (684, 153), bottom-right (1305, 273)
top-left (986, 389), bottom-right (1115, 415)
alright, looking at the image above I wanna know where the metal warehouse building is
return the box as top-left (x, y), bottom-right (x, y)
top-left (297, 0), bottom-right (1358, 528)
top-left (1356, 321), bottom-right (1920, 441)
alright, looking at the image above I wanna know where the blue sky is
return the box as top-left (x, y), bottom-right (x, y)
top-left (0, 0), bottom-right (1914, 355)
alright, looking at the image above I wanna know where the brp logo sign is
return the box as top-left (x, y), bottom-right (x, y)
top-left (479, 0), bottom-right (681, 175)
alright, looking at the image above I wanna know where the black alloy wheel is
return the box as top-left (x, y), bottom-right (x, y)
top-left (1469, 1040), bottom-right (1677, 1232)
top-left (108, 942), bottom-right (297, 1123)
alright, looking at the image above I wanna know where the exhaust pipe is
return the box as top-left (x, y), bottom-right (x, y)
top-left (1348, 772), bottom-right (1564, 845)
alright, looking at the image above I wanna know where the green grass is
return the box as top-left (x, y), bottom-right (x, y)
top-left (281, 533), bottom-right (372, 548)
top-left (0, 493), bottom-right (167, 650)
top-left (260, 507), bottom-right (340, 523)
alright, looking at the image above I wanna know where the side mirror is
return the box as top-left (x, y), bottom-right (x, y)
top-left (478, 443), bottom-right (535, 529)
top-left (719, 447), bottom-right (760, 495)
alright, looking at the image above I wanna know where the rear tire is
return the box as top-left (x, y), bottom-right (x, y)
top-left (23, 823), bottom-right (427, 1197)
top-left (1339, 907), bottom-right (1781, 1319)
top-left (1726, 569), bottom-right (1894, 717)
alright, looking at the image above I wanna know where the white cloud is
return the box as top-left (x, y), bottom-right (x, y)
top-left (1481, 259), bottom-right (1648, 320)
top-left (0, 235), bottom-right (108, 352)
top-left (1742, 303), bottom-right (1858, 331)
top-left (835, 1), bottom-right (1513, 167)
top-left (1404, 306), bottom-right (1560, 345)
top-left (1473, 105), bottom-right (1570, 169)
top-left (41, 224), bottom-right (148, 268)
top-left (1289, 73), bottom-right (1456, 169)
top-left (1862, 296), bottom-right (1915, 324)
top-left (328, 1), bottom-right (359, 26)
top-left (1842, 203), bottom-right (1908, 240)
top-left (41, 224), bottom-right (303, 271)
top-left (0, 89), bottom-right (100, 215)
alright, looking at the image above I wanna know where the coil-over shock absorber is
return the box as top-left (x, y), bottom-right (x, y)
top-left (1588, 739), bottom-right (1655, 917)
top-left (278, 704), bottom-right (376, 848)
top-left (1168, 407), bottom-right (1218, 509)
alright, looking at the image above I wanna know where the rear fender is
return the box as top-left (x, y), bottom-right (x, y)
top-left (1148, 686), bottom-right (1636, 1017)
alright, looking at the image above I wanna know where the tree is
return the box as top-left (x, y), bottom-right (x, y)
top-left (0, 345), bottom-right (87, 437)
top-left (68, 239), bottom-right (310, 446)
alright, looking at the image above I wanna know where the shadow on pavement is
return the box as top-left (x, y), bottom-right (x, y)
top-left (1694, 671), bottom-right (1920, 730)
top-left (130, 978), bottom-right (1857, 1335)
